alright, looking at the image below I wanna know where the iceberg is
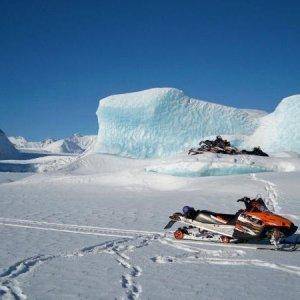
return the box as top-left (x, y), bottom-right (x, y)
top-left (95, 88), bottom-right (264, 158)
top-left (245, 95), bottom-right (300, 153)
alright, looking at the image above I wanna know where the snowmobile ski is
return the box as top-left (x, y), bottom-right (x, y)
top-left (164, 220), bottom-right (177, 230)
top-left (170, 236), bottom-right (298, 251)
top-left (256, 244), bottom-right (298, 252)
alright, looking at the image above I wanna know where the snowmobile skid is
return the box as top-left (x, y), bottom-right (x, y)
top-left (164, 197), bottom-right (298, 250)
top-left (170, 232), bottom-right (298, 251)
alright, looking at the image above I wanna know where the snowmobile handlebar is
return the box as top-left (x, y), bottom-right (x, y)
top-left (237, 197), bottom-right (251, 203)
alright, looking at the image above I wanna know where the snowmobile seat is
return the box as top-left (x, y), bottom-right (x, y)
top-left (196, 210), bottom-right (237, 225)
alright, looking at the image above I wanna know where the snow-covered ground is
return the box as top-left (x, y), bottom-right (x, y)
top-left (0, 151), bottom-right (299, 299)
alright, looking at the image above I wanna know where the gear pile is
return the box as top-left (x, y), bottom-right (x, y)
top-left (188, 136), bottom-right (269, 156)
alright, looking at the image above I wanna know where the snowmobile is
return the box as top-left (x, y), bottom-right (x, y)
top-left (240, 147), bottom-right (269, 157)
top-left (164, 197), bottom-right (298, 249)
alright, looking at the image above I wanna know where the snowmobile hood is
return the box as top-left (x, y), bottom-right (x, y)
top-left (246, 211), bottom-right (295, 228)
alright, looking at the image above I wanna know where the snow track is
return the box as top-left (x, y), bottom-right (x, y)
top-left (155, 238), bottom-right (300, 277)
top-left (0, 235), bottom-right (157, 300)
top-left (151, 252), bottom-right (300, 276)
top-left (0, 254), bottom-right (55, 299)
top-left (71, 236), bottom-right (156, 299)
top-left (0, 217), bottom-right (299, 299)
top-left (0, 218), bottom-right (161, 239)
top-left (250, 173), bottom-right (280, 213)
top-left (0, 218), bottom-right (161, 299)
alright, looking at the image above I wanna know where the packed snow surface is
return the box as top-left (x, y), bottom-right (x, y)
top-left (0, 129), bottom-right (20, 160)
top-left (95, 88), bottom-right (265, 158)
top-left (245, 95), bottom-right (300, 153)
top-left (0, 152), bottom-right (299, 299)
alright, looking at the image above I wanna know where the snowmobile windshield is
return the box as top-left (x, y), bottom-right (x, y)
top-left (248, 199), bottom-right (269, 212)
top-left (238, 197), bottom-right (270, 212)
top-left (256, 205), bottom-right (268, 212)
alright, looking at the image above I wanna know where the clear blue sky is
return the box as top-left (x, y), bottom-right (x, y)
top-left (1, 0), bottom-right (299, 140)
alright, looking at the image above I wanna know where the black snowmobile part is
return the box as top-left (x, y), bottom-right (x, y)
top-left (164, 220), bottom-right (176, 230)
top-left (257, 244), bottom-right (298, 252)
top-left (164, 213), bottom-right (183, 229)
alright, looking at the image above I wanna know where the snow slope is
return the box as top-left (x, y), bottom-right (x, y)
top-left (0, 129), bottom-right (20, 160)
top-left (245, 95), bottom-right (300, 153)
top-left (95, 88), bottom-right (266, 158)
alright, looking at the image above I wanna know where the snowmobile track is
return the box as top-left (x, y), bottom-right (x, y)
top-left (0, 217), bottom-right (162, 239)
top-left (151, 251), bottom-right (300, 276)
top-left (154, 238), bottom-right (300, 276)
top-left (0, 217), bottom-right (298, 252)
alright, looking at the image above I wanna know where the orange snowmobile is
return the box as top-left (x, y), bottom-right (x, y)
top-left (164, 197), bottom-right (298, 247)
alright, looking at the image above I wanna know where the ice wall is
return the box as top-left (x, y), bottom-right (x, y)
top-left (95, 88), bottom-right (264, 158)
top-left (245, 95), bottom-right (300, 153)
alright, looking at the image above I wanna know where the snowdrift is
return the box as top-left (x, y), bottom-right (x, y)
top-left (0, 129), bottom-right (20, 160)
top-left (146, 161), bottom-right (271, 177)
top-left (95, 88), bottom-right (264, 158)
top-left (245, 95), bottom-right (300, 153)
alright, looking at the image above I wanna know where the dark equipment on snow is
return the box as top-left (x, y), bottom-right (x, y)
top-left (240, 147), bottom-right (269, 157)
top-left (188, 136), bottom-right (269, 157)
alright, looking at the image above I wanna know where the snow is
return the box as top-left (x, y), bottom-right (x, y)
top-left (8, 136), bottom-right (57, 150)
top-left (95, 88), bottom-right (265, 158)
top-left (43, 134), bottom-right (95, 154)
top-left (7, 136), bottom-right (28, 148)
top-left (147, 161), bottom-right (271, 177)
top-left (0, 129), bottom-right (20, 160)
top-left (0, 152), bottom-right (299, 299)
top-left (145, 152), bottom-right (300, 177)
top-left (245, 95), bottom-right (300, 153)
